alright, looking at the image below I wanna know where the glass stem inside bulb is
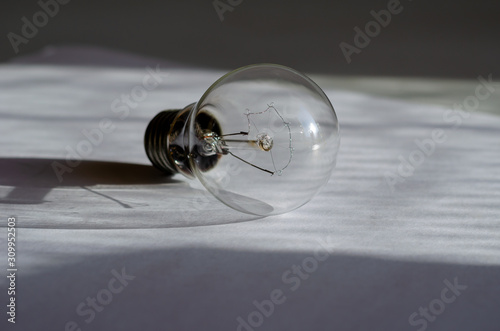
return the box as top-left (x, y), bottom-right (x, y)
top-left (198, 131), bottom-right (276, 175)
top-left (200, 131), bottom-right (274, 154)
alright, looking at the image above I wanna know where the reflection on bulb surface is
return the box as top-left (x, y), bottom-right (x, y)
top-left (145, 64), bottom-right (340, 216)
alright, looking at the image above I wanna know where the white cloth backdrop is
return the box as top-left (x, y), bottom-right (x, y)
top-left (1, 49), bottom-right (499, 331)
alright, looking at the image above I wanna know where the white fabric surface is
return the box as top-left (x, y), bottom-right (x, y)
top-left (1, 49), bottom-right (499, 331)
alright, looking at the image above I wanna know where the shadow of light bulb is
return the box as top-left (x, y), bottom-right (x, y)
top-left (0, 158), bottom-right (175, 205)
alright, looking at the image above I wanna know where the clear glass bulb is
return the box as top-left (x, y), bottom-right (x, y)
top-left (145, 64), bottom-right (340, 216)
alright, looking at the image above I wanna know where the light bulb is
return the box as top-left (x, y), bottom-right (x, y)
top-left (144, 64), bottom-right (340, 216)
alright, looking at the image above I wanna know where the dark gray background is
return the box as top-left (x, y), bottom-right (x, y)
top-left (1, 0), bottom-right (499, 78)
